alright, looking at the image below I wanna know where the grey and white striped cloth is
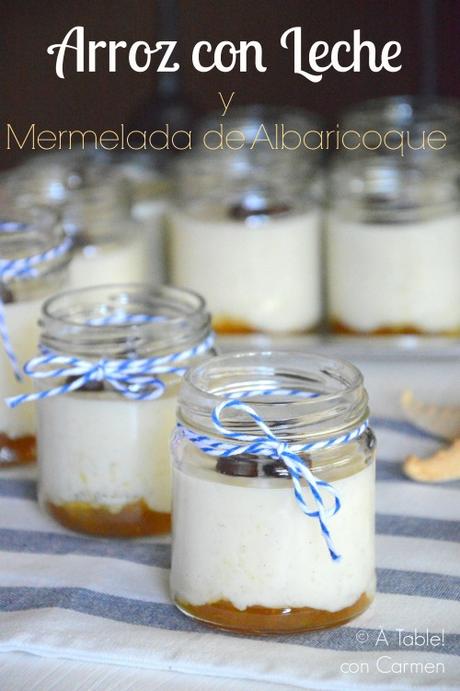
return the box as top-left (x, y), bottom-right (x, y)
top-left (0, 358), bottom-right (458, 690)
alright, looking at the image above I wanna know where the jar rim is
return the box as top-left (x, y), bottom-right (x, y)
top-left (342, 95), bottom-right (460, 128)
top-left (0, 204), bottom-right (72, 283)
top-left (179, 351), bottom-right (368, 442)
top-left (331, 154), bottom-right (457, 177)
top-left (173, 149), bottom-right (322, 214)
top-left (40, 283), bottom-right (211, 358)
top-left (328, 156), bottom-right (460, 221)
top-left (197, 104), bottom-right (322, 137)
top-left (0, 205), bottom-right (59, 253)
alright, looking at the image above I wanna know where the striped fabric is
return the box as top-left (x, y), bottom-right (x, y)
top-left (0, 358), bottom-right (459, 689)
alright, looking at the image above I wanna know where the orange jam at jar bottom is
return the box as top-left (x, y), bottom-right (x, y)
top-left (331, 319), bottom-right (460, 337)
top-left (213, 315), bottom-right (317, 336)
top-left (213, 315), bottom-right (257, 334)
top-left (0, 433), bottom-right (36, 467)
top-left (175, 592), bottom-right (372, 634)
top-left (46, 500), bottom-right (171, 537)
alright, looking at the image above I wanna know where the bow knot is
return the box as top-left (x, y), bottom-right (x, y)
top-left (93, 360), bottom-right (108, 381)
top-left (270, 439), bottom-right (290, 459)
top-left (6, 333), bottom-right (214, 409)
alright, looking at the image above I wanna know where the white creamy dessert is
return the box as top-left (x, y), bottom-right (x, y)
top-left (0, 298), bottom-right (42, 440)
top-left (61, 174), bottom-right (152, 289)
top-left (107, 154), bottom-right (169, 284)
top-left (327, 156), bottom-right (460, 334)
top-left (69, 230), bottom-right (149, 289)
top-left (33, 283), bottom-right (212, 535)
top-left (131, 199), bottom-right (168, 284)
top-left (327, 214), bottom-right (460, 333)
top-left (0, 208), bottom-right (71, 466)
top-left (171, 351), bottom-right (375, 632)
top-left (170, 206), bottom-right (321, 333)
top-left (38, 388), bottom-right (178, 514)
top-left (171, 455), bottom-right (375, 613)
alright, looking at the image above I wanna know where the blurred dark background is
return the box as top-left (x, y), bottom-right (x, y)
top-left (1, 0), bottom-right (459, 169)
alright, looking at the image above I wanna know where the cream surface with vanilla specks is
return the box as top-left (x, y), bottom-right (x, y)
top-left (38, 390), bottom-right (177, 512)
top-left (171, 457), bottom-right (375, 611)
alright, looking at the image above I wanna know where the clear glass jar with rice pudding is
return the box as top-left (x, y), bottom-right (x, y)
top-left (170, 351), bottom-right (376, 634)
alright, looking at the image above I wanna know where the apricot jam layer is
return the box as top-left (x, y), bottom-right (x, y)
top-left (47, 499), bottom-right (171, 537)
top-left (0, 433), bottom-right (36, 467)
top-left (213, 316), bottom-right (258, 335)
top-left (213, 315), bottom-right (317, 336)
top-left (331, 319), bottom-right (460, 337)
top-left (176, 592), bottom-right (372, 634)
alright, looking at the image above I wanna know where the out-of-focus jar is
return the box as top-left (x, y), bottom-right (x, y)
top-left (114, 153), bottom-right (170, 284)
top-left (197, 105), bottom-right (322, 170)
top-left (169, 107), bottom-right (323, 334)
top-left (170, 351), bottom-right (376, 634)
top-left (327, 157), bottom-right (460, 335)
top-left (32, 284), bottom-right (213, 537)
top-left (4, 152), bottom-right (165, 286)
top-left (0, 206), bottom-right (72, 466)
top-left (3, 151), bottom-right (84, 207)
top-left (341, 95), bottom-right (460, 159)
top-left (62, 176), bottom-right (151, 288)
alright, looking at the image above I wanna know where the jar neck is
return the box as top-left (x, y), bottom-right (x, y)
top-left (342, 95), bottom-right (460, 142)
top-left (0, 205), bottom-right (72, 294)
top-left (62, 179), bottom-right (131, 244)
top-left (175, 150), bottom-right (321, 219)
top-left (329, 157), bottom-right (460, 223)
top-left (5, 152), bottom-right (84, 206)
top-left (178, 352), bottom-right (369, 444)
top-left (5, 158), bottom-right (132, 241)
top-left (40, 284), bottom-right (212, 360)
top-left (198, 105), bottom-right (321, 138)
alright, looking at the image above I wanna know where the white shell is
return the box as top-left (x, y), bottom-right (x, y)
top-left (404, 440), bottom-right (460, 483)
top-left (401, 390), bottom-right (460, 440)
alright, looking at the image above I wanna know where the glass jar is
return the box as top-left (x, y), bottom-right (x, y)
top-left (115, 153), bottom-right (170, 284)
top-left (114, 152), bottom-right (169, 217)
top-left (62, 175), bottom-right (151, 289)
top-left (169, 143), bottom-right (323, 335)
top-left (197, 105), bottom-right (322, 168)
top-left (327, 156), bottom-right (460, 335)
top-left (3, 151), bottom-right (85, 207)
top-left (341, 95), bottom-right (460, 160)
top-left (170, 352), bottom-right (376, 634)
top-left (0, 206), bottom-right (71, 466)
top-left (4, 153), bottom-right (158, 288)
top-left (35, 283), bottom-right (213, 537)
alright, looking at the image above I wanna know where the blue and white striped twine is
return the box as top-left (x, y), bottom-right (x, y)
top-left (0, 221), bottom-right (73, 380)
top-left (85, 314), bottom-right (167, 327)
top-left (6, 332), bottom-right (214, 407)
top-left (180, 391), bottom-right (369, 561)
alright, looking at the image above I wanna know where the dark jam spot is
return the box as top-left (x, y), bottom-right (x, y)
top-left (262, 461), bottom-right (290, 478)
top-left (216, 456), bottom-right (299, 478)
top-left (65, 375), bottom-right (106, 393)
top-left (228, 201), bottom-right (291, 221)
top-left (62, 224), bottom-right (90, 248)
top-left (216, 455), bottom-right (259, 477)
top-left (72, 231), bottom-right (92, 249)
top-left (0, 284), bottom-right (14, 304)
